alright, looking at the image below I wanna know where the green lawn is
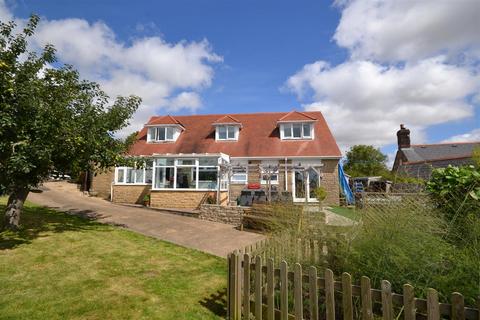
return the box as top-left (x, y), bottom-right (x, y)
top-left (0, 198), bottom-right (227, 320)
top-left (328, 205), bottom-right (361, 221)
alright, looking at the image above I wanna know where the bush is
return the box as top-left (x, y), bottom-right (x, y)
top-left (262, 194), bottom-right (480, 305)
top-left (426, 165), bottom-right (480, 245)
top-left (312, 186), bottom-right (327, 203)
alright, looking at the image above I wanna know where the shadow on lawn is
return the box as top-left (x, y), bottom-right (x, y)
top-left (0, 204), bottom-right (108, 250)
top-left (199, 287), bottom-right (227, 318)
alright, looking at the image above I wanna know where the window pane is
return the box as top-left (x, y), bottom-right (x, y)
top-left (117, 168), bottom-right (125, 183)
top-left (227, 126), bottom-right (235, 139)
top-left (292, 124), bottom-right (302, 138)
top-left (199, 158), bottom-right (217, 166)
top-left (156, 158), bottom-right (174, 166)
top-left (126, 168), bottom-right (135, 183)
top-left (303, 124), bottom-right (311, 137)
top-left (145, 168), bottom-right (153, 183)
top-left (176, 167), bottom-right (196, 189)
top-left (283, 124), bottom-right (292, 138)
top-left (154, 167), bottom-right (174, 188)
top-left (166, 127), bottom-right (174, 140)
top-left (198, 167), bottom-right (218, 189)
top-left (218, 126), bottom-right (227, 139)
top-left (177, 159), bottom-right (195, 166)
top-left (157, 127), bottom-right (165, 140)
top-left (135, 169), bottom-right (144, 183)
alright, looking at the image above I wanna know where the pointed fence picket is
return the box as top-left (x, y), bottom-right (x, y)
top-left (227, 251), bottom-right (480, 320)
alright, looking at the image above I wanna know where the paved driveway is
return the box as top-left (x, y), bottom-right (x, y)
top-left (28, 182), bottom-right (264, 257)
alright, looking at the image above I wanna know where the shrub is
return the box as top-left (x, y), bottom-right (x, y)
top-left (426, 165), bottom-right (480, 245)
top-left (312, 186), bottom-right (327, 203)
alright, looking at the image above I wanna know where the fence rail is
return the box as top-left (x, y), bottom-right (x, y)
top-left (227, 251), bottom-right (480, 320)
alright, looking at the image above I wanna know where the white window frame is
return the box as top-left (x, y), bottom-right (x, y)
top-left (151, 157), bottom-right (227, 191)
top-left (147, 126), bottom-right (179, 143)
top-left (115, 162), bottom-right (152, 185)
top-left (280, 123), bottom-right (314, 140)
top-left (231, 161), bottom-right (248, 184)
top-left (260, 161), bottom-right (279, 185)
top-left (215, 125), bottom-right (239, 141)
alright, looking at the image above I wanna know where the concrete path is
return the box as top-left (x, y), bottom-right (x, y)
top-left (28, 181), bottom-right (264, 258)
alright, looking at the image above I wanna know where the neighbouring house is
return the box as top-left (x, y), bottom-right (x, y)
top-left (91, 111), bottom-right (342, 208)
top-left (392, 124), bottom-right (480, 180)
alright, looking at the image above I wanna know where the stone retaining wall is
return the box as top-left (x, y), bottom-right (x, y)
top-left (198, 204), bottom-right (251, 226)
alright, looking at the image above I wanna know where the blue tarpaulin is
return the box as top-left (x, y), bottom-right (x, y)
top-left (338, 161), bottom-right (354, 205)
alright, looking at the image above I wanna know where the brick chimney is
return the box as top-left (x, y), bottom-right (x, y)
top-left (397, 124), bottom-right (410, 149)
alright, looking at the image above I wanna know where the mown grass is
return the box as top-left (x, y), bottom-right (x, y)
top-left (0, 198), bottom-right (227, 320)
top-left (328, 205), bottom-right (361, 221)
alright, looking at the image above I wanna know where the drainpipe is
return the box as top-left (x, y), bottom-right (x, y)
top-left (110, 181), bottom-right (113, 202)
top-left (284, 157), bottom-right (288, 191)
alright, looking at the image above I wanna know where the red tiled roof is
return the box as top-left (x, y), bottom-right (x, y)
top-left (147, 115), bottom-right (182, 126)
top-left (277, 110), bottom-right (317, 122)
top-left (212, 115), bottom-right (241, 125)
top-left (130, 111), bottom-right (341, 158)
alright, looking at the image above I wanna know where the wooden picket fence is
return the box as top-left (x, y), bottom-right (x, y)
top-left (227, 251), bottom-right (480, 320)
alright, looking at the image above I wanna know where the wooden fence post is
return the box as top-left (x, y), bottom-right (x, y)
top-left (255, 256), bottom-right (263, 320)
top-left (267, 258), bottom-right (275, 320)
top-left (243, 253), bottom-right (251, 319)
top-left (294, 263), bottom-right (303, 319)
top-left (451, 292), bottom-right (465, 320)
top-left (342, 273), bottom-right (353, 320)
top-left (280, 260), bottom-right (289, 320)
top-left (325, 268), bottom-right (336, 320)
top-left (427, 288), bottom-right (440, 320)
top-left (234, 252), bottom-right (242, 320)
top-left (361, 276), bottom-right (373, 320)
top-left (403, 284), bottom-right (416, 320)
top-left (227, 253), bottom-right (232, 320)
top-left (381, 280), bottom-right (393, 320)
top-left (309, 266), bottom-right (319, 320)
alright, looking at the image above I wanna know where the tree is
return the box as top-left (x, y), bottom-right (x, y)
top-left (343, 145), bottom-right (388, 177)
top-left (0, 16), bottom-right (141, 230)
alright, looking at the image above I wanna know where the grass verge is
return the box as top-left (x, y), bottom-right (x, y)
top-left (0, 198), bottom-right (227, 320)
top-left (328, 205), bottom-right (361, 221)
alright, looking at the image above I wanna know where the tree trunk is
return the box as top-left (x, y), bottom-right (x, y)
top-left (3, 186), bottom-right (30, 231)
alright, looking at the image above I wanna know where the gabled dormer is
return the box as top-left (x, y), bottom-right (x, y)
top-left (277, 111), bottom-right (317, 140)
top-left (146, 115), bottom-right (184, 143)
top-left (212, 115), bottom-right (242, 141)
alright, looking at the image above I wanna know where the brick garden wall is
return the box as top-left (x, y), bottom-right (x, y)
top-left (112, 185), bottom-right (151, 204)
top-left (198, 204), bottom-right (251, 226)
top-left (90, 170), bottom-right (114, 199)
top-left (150, 190), bottom-right (228, 209)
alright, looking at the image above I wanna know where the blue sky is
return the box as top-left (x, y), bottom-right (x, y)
top-left (3, 0), bottom-right (480, 159)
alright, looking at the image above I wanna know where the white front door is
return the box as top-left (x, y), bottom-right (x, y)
top-left (292, 167), bottom-right (319, 202)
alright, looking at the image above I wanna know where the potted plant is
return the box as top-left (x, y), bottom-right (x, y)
top-left (142, 194), bottom-right (150, 207)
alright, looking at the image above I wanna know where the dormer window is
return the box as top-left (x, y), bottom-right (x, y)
top-left (147, 126), bottom-right (180, 142)
top-left (280, 123), bottom-right (313, 140)
top-left (212, 115), bottom-right (242, 141)
top-left (216, 125), bottom-right (238, 141)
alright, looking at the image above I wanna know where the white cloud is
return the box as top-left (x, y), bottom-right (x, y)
top-left (0, 1), bottom-right (222, 137)
top-left (287, 57), bottom-right (478, 150)
top-left (334, 0), bottom-right (480, 62)
top-left (442, 129), bottom-right (480, 143)
top-left (168, 92), bottom-right (202, 110)
top-left (0, 0), bottom-right (12, 22)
